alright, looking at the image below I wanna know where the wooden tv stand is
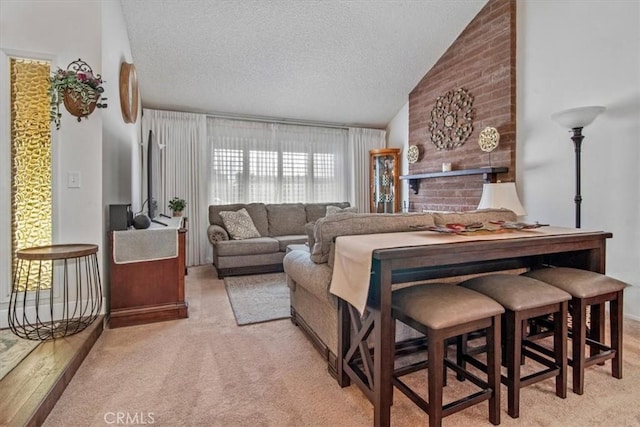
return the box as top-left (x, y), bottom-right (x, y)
top-left (108, 219), bottom-right (188, 328)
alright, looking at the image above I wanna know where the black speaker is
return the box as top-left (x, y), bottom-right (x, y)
top-left (109, 204), bottom-right (133, 231)
top-left (132, 214), bottom-right (151, 229)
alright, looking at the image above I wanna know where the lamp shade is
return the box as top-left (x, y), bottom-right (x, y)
top-left (551, 106), bottom-right (605, 129)
top-left (477, 182), bottom-right (526, 216)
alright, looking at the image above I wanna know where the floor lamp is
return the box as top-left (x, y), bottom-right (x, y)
top-left (551, 106), bottom-right (606, 228)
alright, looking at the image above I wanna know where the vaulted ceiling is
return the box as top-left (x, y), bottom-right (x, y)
top-left (121, 0), bottom-right (487, 128)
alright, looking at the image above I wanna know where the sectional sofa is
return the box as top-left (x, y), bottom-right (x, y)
top-left (283, 209), bottom-right (519, 377)
top-left (207, 202), bottom-right (350, 278)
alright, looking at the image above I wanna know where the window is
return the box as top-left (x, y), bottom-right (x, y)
top-left (9, 56), bottom-right (53, 291)
top-left (208, 118), bottom-right (348, 205)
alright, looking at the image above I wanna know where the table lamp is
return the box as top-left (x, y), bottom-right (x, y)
top-left (477, 182), bottom-right (526, 217)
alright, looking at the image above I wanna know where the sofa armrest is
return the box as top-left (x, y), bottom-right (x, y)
top-left (207, 224), bottom-right (229, 244)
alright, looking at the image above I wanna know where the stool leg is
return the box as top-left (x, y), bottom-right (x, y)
top-left (554, 301), bottom-right (568, 399)
top-left (572, 298), bottom-right (587, 395)
top-left (487, 314), bottom-right (501, 425)
top-left (501, 315), bottom-right (507, 366)
top-left (506, 310), bottom-right (521, 418)
top-left (590, 302), bottom-right (605, 364)
top-left (521, 319), bottom-right (528, 365)
top-left (456, 334), bottom-right (467, 382)
top-left (611, 291), bottom-right (623, 379)
top-left (428, 330), bottom-right (445, 427)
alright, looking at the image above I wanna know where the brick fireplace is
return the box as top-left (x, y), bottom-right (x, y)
top-left (407, 0), bottom-right (516, 212)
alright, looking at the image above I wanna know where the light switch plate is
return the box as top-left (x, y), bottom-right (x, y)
top-left (67, 171), bottom-right (81, 188)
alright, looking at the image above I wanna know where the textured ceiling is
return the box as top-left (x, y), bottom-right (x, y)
top-left (121, 0), bottom-right (487, 128)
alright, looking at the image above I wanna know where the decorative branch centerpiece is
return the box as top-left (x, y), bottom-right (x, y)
top-left (49, 58), bottom-right (107, 129)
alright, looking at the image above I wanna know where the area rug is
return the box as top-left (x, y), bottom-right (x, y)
top-left (224, 273), bottom-right (290, 326)
top-left (0, 329), bottom-right (39, 381)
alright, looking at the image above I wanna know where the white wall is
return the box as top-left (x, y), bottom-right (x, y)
top-left (102, 0), bottom-right (142, 211)
top-left (0, 0), bottom-right (139, 327)
top-left (386, 101), bottom-right (409, 211)
top-left (0, 0), bottom-right (104, 250)
top-left (517, 0), bottom-right (640, 319)
top-left (101, 0), bottom-right (142, 296)
top-left (0, 1), bottom-right (103, 327)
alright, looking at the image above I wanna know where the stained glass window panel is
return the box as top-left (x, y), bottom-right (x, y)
top-left (10, 57), bottom-right (53, 291)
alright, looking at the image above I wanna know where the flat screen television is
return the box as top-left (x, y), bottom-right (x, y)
top-left (147, 129), bottom-right (157, 219)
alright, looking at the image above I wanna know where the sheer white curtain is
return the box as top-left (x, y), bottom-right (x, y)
top-left (207, 118), bottom-right (349, 205)
top-left (348, 128), bottom-right (386, 212)
top-left (142, 109), bottom-right (208, 266)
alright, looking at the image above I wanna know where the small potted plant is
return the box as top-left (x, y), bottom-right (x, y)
top-left (168, 197), bottom-right (186, 217)
top-left (49, 59), bottom-right (107, 129)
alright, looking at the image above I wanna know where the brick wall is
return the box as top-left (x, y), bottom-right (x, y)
top-left (408, 0), bottom-right (516, 212)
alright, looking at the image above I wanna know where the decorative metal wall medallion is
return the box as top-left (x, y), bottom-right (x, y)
top-left (478, 126), bottom-right (500, 152)
top-left (407, 145), bottom-right (419, 164)
top-left (428, 88), bottom-right (475, 150)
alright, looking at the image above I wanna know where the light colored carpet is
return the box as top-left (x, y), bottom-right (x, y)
top-left (43, 265), bottom-right (640, 427)
top-left (0, 329), bottom-right (39, 381)
top-left (224, 272), bottom-right (290, 325)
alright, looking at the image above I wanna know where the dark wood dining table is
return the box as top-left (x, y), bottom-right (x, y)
top-left (332, 228), bottom-right (612, 426)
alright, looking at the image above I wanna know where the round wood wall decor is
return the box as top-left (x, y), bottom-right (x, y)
top-left (407, 145), bottom-right (420, 164)
top-left (428, 87), bottom-right (475, 150)
top-left (119, 62), bottom-right (139, 124)
top-left (478, 126), bottom-right (500, 152)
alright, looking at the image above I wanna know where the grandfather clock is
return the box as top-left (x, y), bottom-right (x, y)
top-left (369, 148), bottom-right (400, 213)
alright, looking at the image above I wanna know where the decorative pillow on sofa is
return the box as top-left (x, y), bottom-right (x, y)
top-left (306, 206), bottom-right (357, 248)
top-left (326, 205), bottom-right (358, 216)
top-left (219, 208), bottom-right (261, 240)
top-left (305, 222), bottom-right (316, 248)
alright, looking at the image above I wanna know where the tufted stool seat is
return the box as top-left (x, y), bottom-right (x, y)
top-left (523, 267), bottom-right (628, 395)
top-left (392, 283), bottom-right (504, 427)
top-left (459, 274), bottom-right (571, 419)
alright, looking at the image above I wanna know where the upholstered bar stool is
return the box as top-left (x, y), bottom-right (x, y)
top-left (459, 274), bottom-right (571, 419)
top-left (392, 283), bottom-right (504, 427)
top-left (523, 267), bottom-right (628, 395)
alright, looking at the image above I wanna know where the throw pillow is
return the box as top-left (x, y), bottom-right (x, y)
top-left (305, 222), bottom-right (316, 249)
top-left (326, 205), bottom-right (358, 216)
top-left (219, 208), bottom-right (261, 240)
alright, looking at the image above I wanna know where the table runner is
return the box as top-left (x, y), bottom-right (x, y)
top-left (329, 226), bottom-right (595, 314)
top-left (113, 217), bottom-right (183, 264)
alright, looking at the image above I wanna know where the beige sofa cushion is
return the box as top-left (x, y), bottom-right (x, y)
top-left (310, 212), bottom-right (436, 265)
top-left (273, 235), bottom-right (308, 252)
top-left (215, 237), bottom-right (280, 256)
top-left (266, 203), bottom-right (307, 236)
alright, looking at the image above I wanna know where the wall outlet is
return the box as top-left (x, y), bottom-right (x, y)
top-left (67, 171), bottom-right (81, 188)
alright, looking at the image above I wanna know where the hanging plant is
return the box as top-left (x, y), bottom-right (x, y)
top-left (49, 58), bottom-right (107, 129)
